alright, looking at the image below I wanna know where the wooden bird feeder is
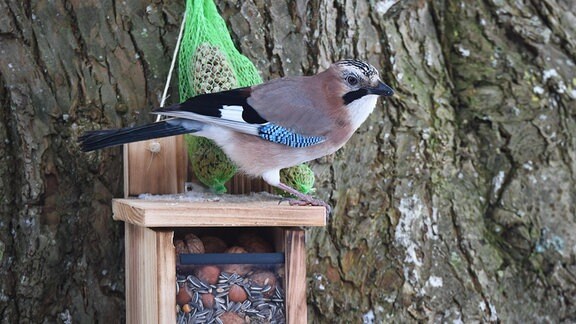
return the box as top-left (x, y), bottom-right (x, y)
top-left (113, 136), bottom-right (326, 324)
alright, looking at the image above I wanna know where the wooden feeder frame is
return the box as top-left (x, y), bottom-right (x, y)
top-left (113, 136), bottom-right (326, 324)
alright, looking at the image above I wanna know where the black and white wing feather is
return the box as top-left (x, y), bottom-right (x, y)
top-left (154, 87), bottom-right (267, 136)
top-left (79, 79), bottom-right (331, 151)
top-left (155, 86), bottom-right (327, 148)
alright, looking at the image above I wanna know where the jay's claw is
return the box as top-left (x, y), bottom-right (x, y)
top-left (287, 198), bottom-right (332, 219)
top-left (276, 182), bottom-right (332, 218)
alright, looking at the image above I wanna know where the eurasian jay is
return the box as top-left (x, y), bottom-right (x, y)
top-left (79, 59), bottom-right (394, 211)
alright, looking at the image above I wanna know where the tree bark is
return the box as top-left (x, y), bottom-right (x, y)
top-left (0, 0), bottom-right (574, 323)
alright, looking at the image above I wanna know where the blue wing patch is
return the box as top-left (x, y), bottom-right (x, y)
top-left (258, 124), bottom-right (325, 148)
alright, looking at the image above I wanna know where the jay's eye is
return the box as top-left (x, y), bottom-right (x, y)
top-left (346, 75), bottom-right (358, 86)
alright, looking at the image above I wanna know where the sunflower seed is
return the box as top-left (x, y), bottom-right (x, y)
top-left (229, 302), bottom-right (241, 313)
top-left (196, 310), bottom-right (211, 317)
top-left (256, 303), bottom-right (269, 310)
top-left (188, 276), bottom-right (203, 288)
top-left (241, 300), bottom-right (251, 310)
top-left (213, 309), bottom-right (225, 318)
top-left (262, 285), bottom-right (272, 293)
top-left (219, 273), bottom-right (229, 280)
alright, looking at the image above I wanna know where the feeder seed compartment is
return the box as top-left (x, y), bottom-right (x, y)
top-left (112, 198), bottom-right (326, 324)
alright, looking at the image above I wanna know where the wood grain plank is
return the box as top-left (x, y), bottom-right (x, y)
top-left (125, 136), bottom-right (186, 196)
top-left (175, 135), bottom-right (188, 194)
top-left (125, 223), bottom-right (159, 324)
top-left (112, 199), bottom-right (327, 227)
top-left (156, 230), bottom-right (176, 323)
top-left (285, 228), bottom-right (307, 324)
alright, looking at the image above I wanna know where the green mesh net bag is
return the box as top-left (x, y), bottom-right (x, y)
top-left (276, 164), bottom-right (316, 197)
top-left (178, 0), bottom-right (261, 193)
top-left (178, 0), bottom-right (315, 194)
top-left (178, 0), bottom-right (262, 99)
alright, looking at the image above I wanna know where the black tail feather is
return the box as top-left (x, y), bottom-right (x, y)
top-left (78, 120), bottom-right (200, 152)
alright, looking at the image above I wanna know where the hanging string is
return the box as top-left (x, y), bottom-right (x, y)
top-left (156, 9), bottom-right (188, 121)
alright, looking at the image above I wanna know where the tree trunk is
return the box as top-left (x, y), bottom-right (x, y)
top-left (0, 0), bottom-right (574, 323)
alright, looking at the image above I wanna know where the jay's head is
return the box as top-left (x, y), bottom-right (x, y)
top-left (334, 59), bottom-right (394, 105)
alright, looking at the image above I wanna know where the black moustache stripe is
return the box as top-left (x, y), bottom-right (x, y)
top-left (342, 88), bottom-right (368, 105)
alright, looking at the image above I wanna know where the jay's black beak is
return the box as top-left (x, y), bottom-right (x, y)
top-left (368, 81), bottom-right (394, 97)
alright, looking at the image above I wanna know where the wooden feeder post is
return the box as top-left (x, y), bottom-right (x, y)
top-left (113, 137), bottom-right (326, 324)
top-left (123, 136), bottom-right (188, 197)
